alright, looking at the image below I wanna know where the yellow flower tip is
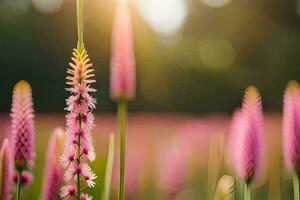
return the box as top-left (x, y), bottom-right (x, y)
top-left (73, 47), bottom-right (87, 64)
top-left (14, 80), bottom-right (31, 92)
top-left (244, 85), bottom-right (261, 105)
top-left (286, 80), bottom-right (299, 94)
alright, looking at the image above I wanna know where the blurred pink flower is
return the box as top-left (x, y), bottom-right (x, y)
top-left (61, 48), bottom-right (97, 199)
top-left (41, 128), bottom-right (65, 200)
top-left (236, 86), bottom-right (263, 183)
top-left (283, 81), bottom-right (300, 172)
top-left (0, 139), bottom-right (13, 200)
top-left (227, 109), bottom-right (243, 171)
top-left (110, 1), bottom-right (136, 101)
top-left (11, 80), bottom-right (35, 171)
top-left (160, 141), bottom-right (188, 198)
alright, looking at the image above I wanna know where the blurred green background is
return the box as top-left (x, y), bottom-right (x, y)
top-left (0, 0), bottom-right (300, 112)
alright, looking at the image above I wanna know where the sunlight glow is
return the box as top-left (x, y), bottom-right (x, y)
top-left (200, 0), bottom-right (232, 8)
top-left (137, 0), bottom-right (188, 36)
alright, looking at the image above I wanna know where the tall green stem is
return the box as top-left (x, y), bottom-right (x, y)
top-left (118, 100), bottom-right (127, 200)
top-left (76, 135), bottom-right (81, 198)
top-left (75, 0), bottom-right (84, 196)
top-left (76, 0), bottom-right (84, 51)
top-left (103, 134), bottom-right (115, 200)
top-left (293, 173), bottom-right (300, 200)
top-left (16, 170), bottom-right (22, 200)
top-left (244, 182), bottom-right (251, 200)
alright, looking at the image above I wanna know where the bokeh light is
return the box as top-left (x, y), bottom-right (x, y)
top-left (31, 0), bottom-right (63, 14)
top-left (199, 37), bottom-right (236, 71)
top-left (0, 0), bottom-right (30, 19)
top-left (137, 0), bottom-right (188, 36)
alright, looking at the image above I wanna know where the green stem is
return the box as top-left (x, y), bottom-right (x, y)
top-left (244, 182), bottom-right (251, 200)
top-left (118, 100), bottom-right (127, 200)
top-left (16, 170), bottom-right (22, 200)
top-left (76, 115), bottom-right (83, 198)
top-left (76, 135), bottom-right (81, 198)
top-left (103, 134), bottom-right (115, 200)
top-left (76, 0), bottom-right (84, 51)
top-left (293, 173), bottom-right (300, 200)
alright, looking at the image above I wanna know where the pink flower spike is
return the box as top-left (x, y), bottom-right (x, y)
top-left (283, 81), bottom-right (300, 172)
top-left (11, 80), bottom-right (35, 171)
top-left (61, 47), bottom-right (97, 198)
top-left (227, 109), bottom-right (243, 171)
top-left (110, 1), bottom-right (136, 101)
top-left (236, 86), bottom-right (263, 184)
top-left (0, 139), bottom-right (13, 200)
top-left (41, 128), bottom-right (66, 200)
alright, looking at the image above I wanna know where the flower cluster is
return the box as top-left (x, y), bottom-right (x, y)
top-left (60, 48), bottom-right (97, 199)
top-left (235, 86), bottom-right (263, 184)
top-left (11, 80), bottom-right (35, 172)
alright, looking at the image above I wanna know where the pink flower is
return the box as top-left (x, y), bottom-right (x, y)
top-left (227, 109), bottom-right (243, 171)
top-left (61, 48), bottom-right (97, 199)
top-left (283, 81), bottom-right (300, 172)
top-left (80, 193), bottom-right (93, 200)
top-left (0, 139), bottom-right (13, 200)
top-left (236, 86), bottom-right (263, 183)
top-left (81, 164), bottom-right (97, 188)
top-left (110, 1), bottom-right (136, 101)
top-left (11, 80), bottom-right (35, 171)
top-left (60, 185), bottom-right (76, 198)
top-left (41, 128), bottom-right (65, 200)
top-left (13, 171), bottom-right (32, 187)
top-left (160, 142), bottom-right (188, 198)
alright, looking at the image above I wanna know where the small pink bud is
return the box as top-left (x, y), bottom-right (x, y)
top-left (13, 171), bottom-right (32, 187)
top-left (110, 1), bottom-right (136, 101)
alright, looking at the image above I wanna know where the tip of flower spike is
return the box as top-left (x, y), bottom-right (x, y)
top-left (14, 80), bottom-right (31, 92)
top-left (242, 86), bottom-right (262, 113)
top-left (286, 81), bottom-right (299, 94)
top-left (53, 127), bottom-right (65, 150)
top-left (244, 85), bottom-right (261, 103)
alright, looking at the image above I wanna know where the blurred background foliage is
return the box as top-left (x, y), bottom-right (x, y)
top-left (0, 0), bottom-right (300, 112)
